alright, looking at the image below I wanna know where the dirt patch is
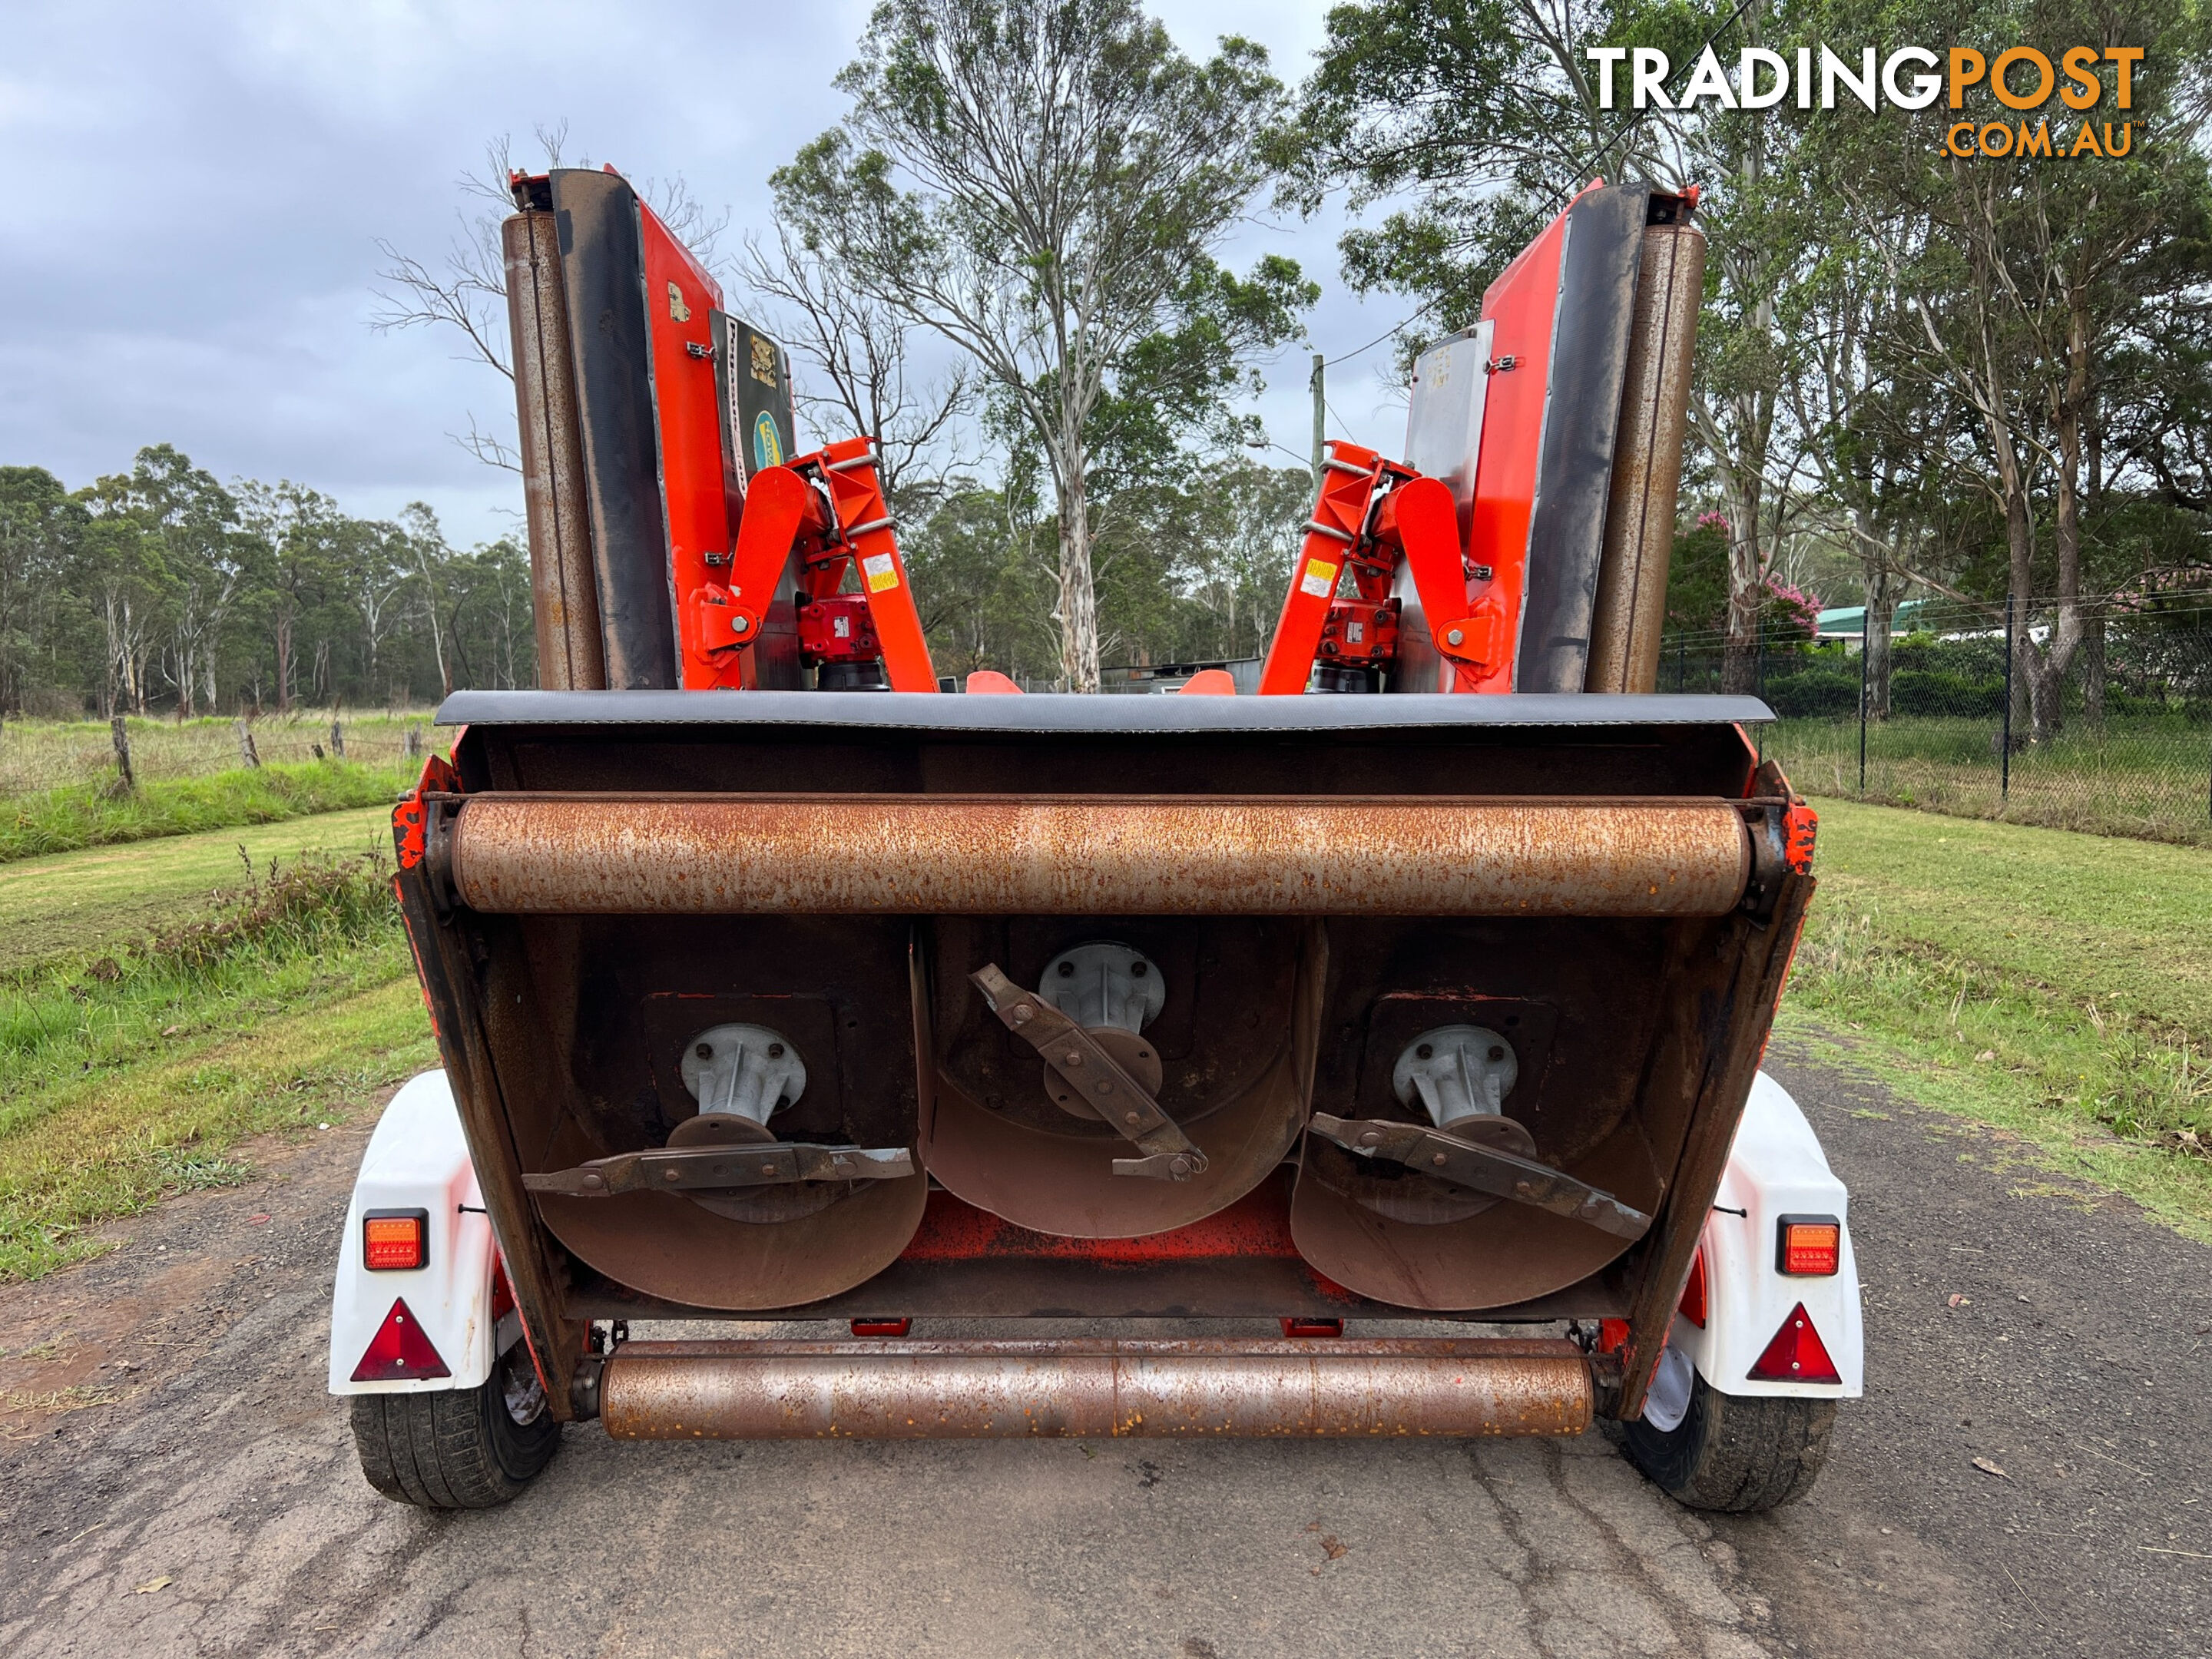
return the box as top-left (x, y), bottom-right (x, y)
top-left (0, 1105), bottom-right (384, 1442)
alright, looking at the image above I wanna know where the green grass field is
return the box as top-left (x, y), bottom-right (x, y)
top-left (0, 791), bottom-right (2204, 1281)
top-left (1786, 797), bottom-right (2212, 1238)
top-left (1771, 714), bottom-right (2212, 846)
top-left (0, 710), bottom-right (434, 795)
top-left (0, 810), bottom-right (433, 1278)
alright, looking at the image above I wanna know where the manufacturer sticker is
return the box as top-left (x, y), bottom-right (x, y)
top-left (667, 282), bottom-right (690, 323)
top-left (752, 412), bottom-right (783, 469)
top-left (862, 552), bottom-right (899, 592)
top-left (750, 336), bottom-right (779, 386)
top-left (1300, 558), bottom-right (1339, 598)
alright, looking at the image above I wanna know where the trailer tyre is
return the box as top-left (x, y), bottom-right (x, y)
top-left (1618, 1371), bottom-right (1836, 1513)
top-left (350, 1346), bottom-right (560, 1508)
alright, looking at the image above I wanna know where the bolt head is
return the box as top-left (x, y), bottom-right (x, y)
top-left (760, 1162), bottom-right (777, 1175)
top-left (1432, 1152), bottom-right (1448, 1167)
top-left (582, 1173), bottom-right (604, 1190)
top-left (732, 615), bottom-right (750, 633)
top-left (1124, 1111), bottom-right (1141, 1125)
top-left (1359, 1131), bottom-right (1382, 1147)
top-left (1012, 1005), bottom-right (1032, 1024)
top-left (1446, 628), bottom-right (1464, 646)
top-left (1063, 1051), bottom-right (1084, 1067)
top-left (1169, 1157), bottom-right (1191, 1177)
top-left (663, 1168), bottom-right (681, 1182)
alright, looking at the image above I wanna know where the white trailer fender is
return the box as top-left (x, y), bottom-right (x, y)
top-left (1651, 1071), bottom-right (1864, 1419)
top-left (328, 1070), bottom-right (514, 1396)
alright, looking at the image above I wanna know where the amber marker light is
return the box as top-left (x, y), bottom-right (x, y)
top-left (363, 1209), bottom-right (429, 1271)
top-left (1777, 1215), bottom-right (1842, 1277)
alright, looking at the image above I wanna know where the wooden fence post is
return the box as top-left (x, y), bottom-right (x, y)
top-left (330, 719), bottom-right (345, 759)
top-left (111, 717), bottom-right (134, 792)
top-left (236, 717), bottom-right (260, 770)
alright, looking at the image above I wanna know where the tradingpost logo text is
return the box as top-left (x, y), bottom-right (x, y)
top-left (1584, 45), bottom-right (2144, 157)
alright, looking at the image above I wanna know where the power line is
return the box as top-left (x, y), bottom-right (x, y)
top-left (1322, 293), bottom-right (1444, 369)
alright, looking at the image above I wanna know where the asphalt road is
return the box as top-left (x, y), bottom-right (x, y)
top-left (1, 1041), bottom-right (2206, 1658)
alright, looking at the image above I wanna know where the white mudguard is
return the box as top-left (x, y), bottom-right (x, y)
top-left (1654, 1071), bottom-right (1864, 1414)
top-left (328, 1070), bottom-right (509, 1396)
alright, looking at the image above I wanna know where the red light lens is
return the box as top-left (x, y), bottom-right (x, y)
top-left (1280, 1317), bottom-right (1344, 1338)
top-left (849, 1318), bottom-right (911, 1337)
top-left (1747, 1302), bottom-right (1842, 1384)
top-left (363, 1211), bottom-right (428, 1271)
top-left (1678, 1248), bottom-right (1707, 1328)
top-left (1777, 1216), bottom-right (1841, 1277)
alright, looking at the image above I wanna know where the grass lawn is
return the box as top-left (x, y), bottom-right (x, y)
top-left (0, 804), bottom-right (396, 974)
top-left (1787, 797), bottom-right (2212, 1240)
top-left (0, 828), bottom-right (432, 1280)
top-left (0, 757), bottom-right (415, 863)
top-left (1770, 715), bottom-right (2212, 847)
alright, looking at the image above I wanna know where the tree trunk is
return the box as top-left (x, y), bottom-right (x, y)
top-left (1055, 470), bottom-right (1101, 694)
top-left (2082, 612), bottom-right (2106, 727)
top-left (275, 613), bottom-right (294, 714)
top-left (1720, 478), bottom-right (1764, 695)
top-left (1860, 551), bottom-right (1897, 720)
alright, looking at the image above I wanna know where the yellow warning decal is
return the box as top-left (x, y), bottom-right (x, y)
top-left (862, 551), bottom-right (899, 593)
top-left (1300, 558), bottom-right (1339, 598)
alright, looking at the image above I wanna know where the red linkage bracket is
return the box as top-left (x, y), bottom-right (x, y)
top-left (1257, 441), bottom-right (1514, 694)
top-left (689, 436), bottom-right (938, 692)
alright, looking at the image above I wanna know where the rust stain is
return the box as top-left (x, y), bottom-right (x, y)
top-left (599, 1336), bottom-right (1592, 1441)
top-left (450, 794), bottom-right (1751, 918)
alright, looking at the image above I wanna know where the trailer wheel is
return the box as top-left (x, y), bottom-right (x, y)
top-left (1618, 1366), bottom-right (1836, 1513)
top-left (350, 1344), bottom-right (559, 1508)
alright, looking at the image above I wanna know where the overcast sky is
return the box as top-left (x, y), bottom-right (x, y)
top-left (0, 0), bottom-right (1424, 546)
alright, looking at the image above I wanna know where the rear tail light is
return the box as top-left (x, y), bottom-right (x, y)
top-left (350, 1297), bottom-right (452, 1382)
top-left (1280, 1317), bottom-right (1343, 1338)
top-left (1678, 1247), bottom-right (1707, 1327)
top-left (850, 1318), bottom-right (911, 1336)
top-left (363, 1209), bottom-right (429, 1271)
top-left (1747, 1303), bottom-right (1841, 1384)
top-left (1777, 1215), bottom-right (1841, 1276)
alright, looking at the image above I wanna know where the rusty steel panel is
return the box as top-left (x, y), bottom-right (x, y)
top-left (448, 795), bottom-right (1753, 918)
top-left (502, 211), bottom-right (606, 691)
top-left (598, 1337), bottom-right (1592, 1439)
top-left (1587, 221), bottom-right (1706, 695)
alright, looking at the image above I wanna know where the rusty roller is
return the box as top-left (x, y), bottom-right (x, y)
top-left (445, 795), bottom-right (1753, 917)
top-left (594, 1337), bottom-right (1594, 1439)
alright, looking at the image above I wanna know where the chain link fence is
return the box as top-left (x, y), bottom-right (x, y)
top-left (1665, 598), bottom-right (2212, 846)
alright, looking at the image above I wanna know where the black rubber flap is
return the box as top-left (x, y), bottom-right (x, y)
top-left (551, 169), bottom-right (680, 690)
top-left (1517, 182), bottom-right (1650, 694)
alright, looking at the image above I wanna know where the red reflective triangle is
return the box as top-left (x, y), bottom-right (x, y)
top-left (351, 1296), bottom-right (452, 1382)
top-left (1747, 1301), bottom-right (1840, 1384)
top-left (1678, 1247), bottom-right (1707, 1329)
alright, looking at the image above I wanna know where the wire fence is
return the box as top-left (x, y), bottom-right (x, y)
top-left (1665, 597), bottom-right (2212, 847)
top-left (0, 711), bottom-right (436, 799)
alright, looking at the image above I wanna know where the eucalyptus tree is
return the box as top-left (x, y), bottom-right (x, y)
top-left (772, 0), bottom-right (1305, 690)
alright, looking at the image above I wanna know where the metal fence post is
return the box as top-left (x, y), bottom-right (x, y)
top-left (2000, 593), bottom-right (2015, 800)
top-left (1859, 605), bottom-right (1869, 796)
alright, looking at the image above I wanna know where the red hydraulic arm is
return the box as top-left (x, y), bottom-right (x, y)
top-left (1257, 440), bottom-right (1512, 695)
top-left (687, 436), bottom-right (938, 693)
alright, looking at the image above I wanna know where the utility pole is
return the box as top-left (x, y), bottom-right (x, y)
top-left (1310, 352), bottom-right (1326, 493)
